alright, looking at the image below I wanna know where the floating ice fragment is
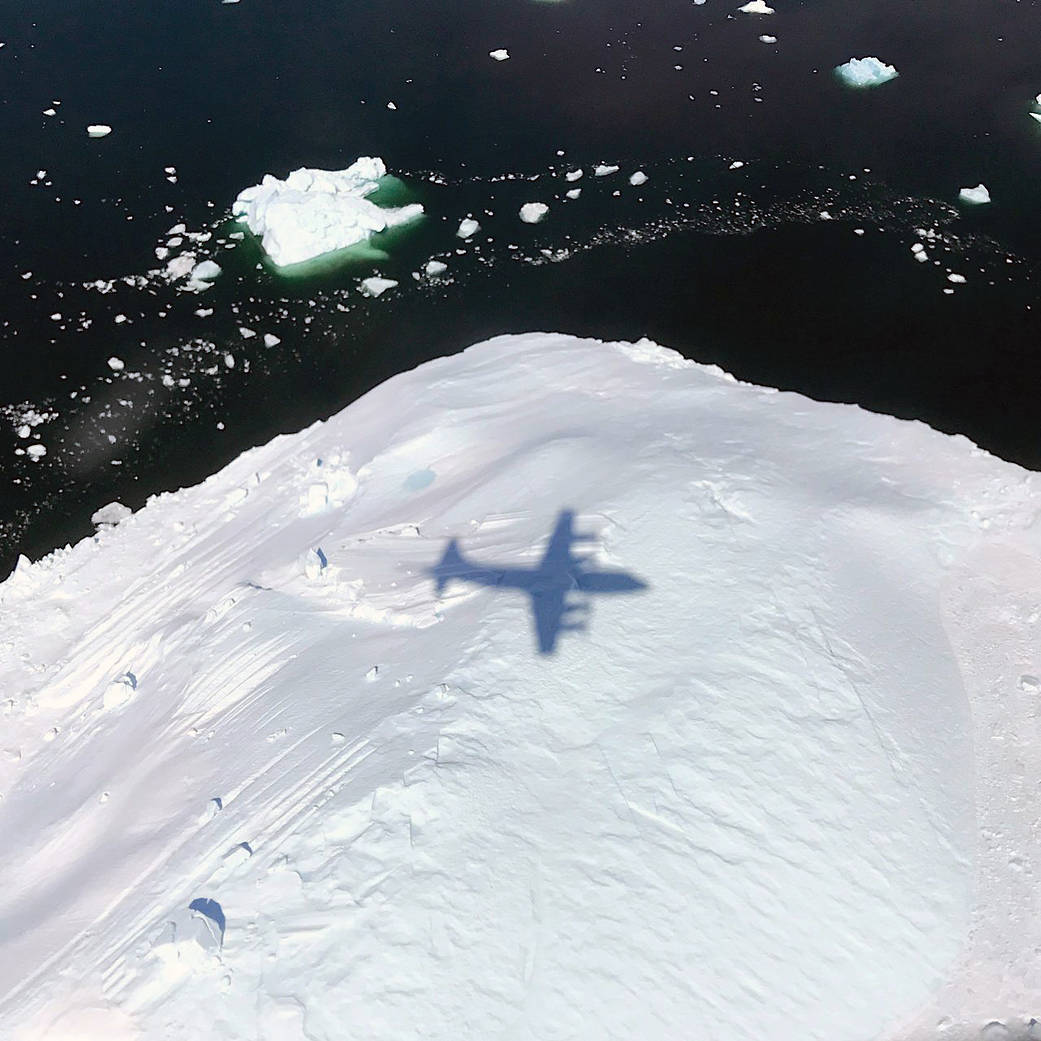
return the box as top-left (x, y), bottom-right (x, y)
top-left (108, 357), bottom-right (125, 372)
top-left (232, 158), bottom-right (423, 267)
top-left (729, 160), bottom-right (745, 170)
top-left (958, 183), bottom-right (991, 205)
top-left (424, 259), bottom-right (448, 276)
top-left (629, 171), bottom-right (648, 186)
top-left (263, 333), bottom-right (281, 347)
top-left (456, 217), bottom-right (481, 238)
top-left (360, 276), bottom-right (398, 297)
top-left (489, 49), bottom-right (510, 61)
top-left (26, 444), bottom-right (46, 461)
top-left (519, 202), bottom-right (549, 223)
top-left (565, 188), bottom-right (581, 199)
top-left (738, 1), bottom-right (774, 13)
top-left (834, 57), bottom-right (899, 89)
top-left (191, 259), bottom-right (222, 282)
top-left (594, 164), bottom-right (620, 177)
top-left (759, 34), bottom-right (777, 44)
top-left (86, 124), bottom-right (112, 138)
top-left (947, 273), bottom-right (966, 283)
top-left (565, 169), bottom-right (584, 182)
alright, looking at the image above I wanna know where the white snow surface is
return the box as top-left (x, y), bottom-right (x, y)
top-left (2, 333), bottom-right (1040, 1041)
top-left (231, 158), bottom-right (423, 268)
top-left (835, 56), bottom-right (899, 88)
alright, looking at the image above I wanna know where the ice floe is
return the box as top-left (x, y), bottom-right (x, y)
top-left (958, 184), bottom-right (991, 205)
top-left (834, 56), bottom-right (899, 89)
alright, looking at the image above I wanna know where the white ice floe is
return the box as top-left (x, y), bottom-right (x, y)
top-left (594, 163), bottom-right (619, 177)
top-left (456, 217), bottom-right (481, 238)
top-left (189, 259), bottom-right (222, 285)
top-left (359, 276), bottom-right (398, 297)
top-left (424, 259), bottom-right (448, 277)
top-left (489, 49), bottom-right (510, 61)
top-left (958, 183), bottom-right (991, 205)
top-left (738, 0), bottom-right (774, 13)
top-left (565, 187), bottom-right (581, 199)
top-left (760, 34), bottom-right (778, 43)
top-left (2, 332), bottom-right (1040, 1041)
top-left (834, 56), bottom-right (899, 88)
top-left (629, 171), bottom-right (648, 186)
top-left (231, 158), bottom-right (423, 268)
top-left (519, 202), bottom-right (549, 223)
top-left (86, 124), bottom-right (112, 138)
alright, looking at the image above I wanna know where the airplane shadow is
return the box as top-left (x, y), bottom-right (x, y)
top-left (428, 509), bottom-right (648, 655)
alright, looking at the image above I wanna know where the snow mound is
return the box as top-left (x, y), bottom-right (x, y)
top-left (835, 56), bottom-right (899, 88)
top-left (2, 334), bottom-right (1040, 1041)
top-left (231, 158), bottom-right (424, 268)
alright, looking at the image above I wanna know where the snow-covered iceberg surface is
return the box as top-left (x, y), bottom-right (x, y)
top-left (2, 333), bottom-right (1040, 1041)
top-left (231, 157), bottom-right (424, 268)
top-left (835, 56), bottom-right (899, 88)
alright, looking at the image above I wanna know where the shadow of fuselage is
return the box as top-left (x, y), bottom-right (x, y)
top-left (429, 510), bottom-right (647, 654)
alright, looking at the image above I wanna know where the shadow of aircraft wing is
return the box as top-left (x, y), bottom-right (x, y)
top-left (575, 570), bottom-right (648, 594)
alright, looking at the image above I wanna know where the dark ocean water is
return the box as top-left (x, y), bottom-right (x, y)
top-left (3, 0), bottom-right (1041, 575)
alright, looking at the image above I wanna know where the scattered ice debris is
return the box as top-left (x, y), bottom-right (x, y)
top-left (91, 502), bottom-right (132, 527)
top-left (360, 276), bottom-right (398, 297)
top-left (456, 217), bottom-right (481, 238)
top-left (834, 57), bottom-right (899, 89)
top-left (263, 333), bottom-right (281, 347)
top-left (958, 184), bottom-right (991, 205)
top-left (424, 259), bottom-right (448, 277)
top-left (738, 0), bottom-right (774, 13)
top-left (819, 210), bottom-right (833, 220)
top-left (231, 157), bottom-right (423, 267)
top-left (759, 34), bottom-right (778, 44)
top-left (629, 171), bottom-right (648, 186)
top-left (86, 124), bottom-right (112, 138)
top-left (594, 164), bottom-right (620, 177)
top-left (519, 202), bottom-right (549, 223)
top-left (489, 49), bottom-right (510, 61)
top-left (911, 242), bottom-right (929, 262)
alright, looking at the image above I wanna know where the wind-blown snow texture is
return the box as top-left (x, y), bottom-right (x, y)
top-left (1, 334), bottom-right (1039, 1041)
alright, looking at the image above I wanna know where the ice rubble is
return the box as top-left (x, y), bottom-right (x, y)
top-left (231, 157), bottom-right (424, 268)
top-left (958, 183), bottom-right (991, 205)
top-left (835, 56), bottom-right (899, 88)
top-left (1, 334), bottom-right (1040, 1041)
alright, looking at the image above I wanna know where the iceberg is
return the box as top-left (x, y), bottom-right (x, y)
top-left (738, 0), bottom-right (774, 13)
top-left (86, 124), bottom-right (112, 138)
top-left (489, 48), bottom-right (509, 61)
top-left (958, 183), bottom-right (991, 205)
top-left (519, 201), bottom-right (549, 223)
top-left (456, 217), bottom-right (481, 238)
top-left (231, 158), bottom-right (424, 268)
top-left (834, 56), bottom-right (899, 89)
top-left (1, 333), bottom-right (1039, 1040)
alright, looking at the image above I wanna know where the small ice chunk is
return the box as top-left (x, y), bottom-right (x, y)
top-left (958, 183), bottom-right (991, 205)
top-left (263, 333), bottom-right (281, 347)
top-left (424, 259), bottom-right (448, 276)
top-left (947, 272), bottom-right (967, 284)
top-left (738, 0), bottom-right (774, 13)
top-left (519, 202), bottom-right (549, 223)
top-left (238, 326), bottom-right (256, 339)
top-left (92, 501), bottom-right (132, 527)
top-left (457, 217), bottom-right (481, 238)
top-left (729, 160), bottom-right (745, 170)
top-left (834, 57), bottom-right (899, 89)
top-left (489, 49), bottom-right (510, 61)
top-left (360, 276), bottom-right (398, 297)
top-left (565, 169), bottom-right (584, 182)
top-left (108, 357), bottom-right (125, 372)
top-left (26, 444), bottom-right (46, 461)
top-left (190, 259), bottom-right (222, 282)
top-left (565, 188), bottom-right (582, 200)
top-left (1030, 112), bottom-right (1041, 126)
top-left (86, 124), bottom-right (112, 138)
top-left (759, 35), bottom-right (777, 44)
top-left (629, 171), bottom-right (648, 186)
top-left (594, 164), bottom-right (620, 177)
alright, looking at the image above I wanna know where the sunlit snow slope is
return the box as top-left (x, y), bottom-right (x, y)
top-left (1, 334), bottom-right (1039, 1041)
